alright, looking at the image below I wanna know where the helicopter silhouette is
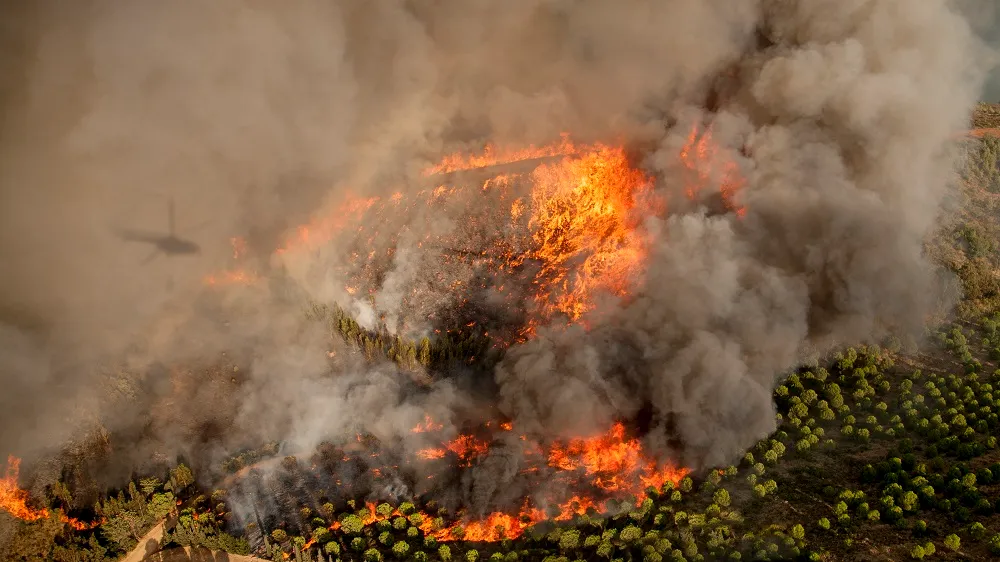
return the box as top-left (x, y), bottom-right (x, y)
top-left (116, 198), bottom-right (201, 264)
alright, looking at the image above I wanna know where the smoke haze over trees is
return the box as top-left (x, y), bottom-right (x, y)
top-left (0, 0), bottom-right (997, 518)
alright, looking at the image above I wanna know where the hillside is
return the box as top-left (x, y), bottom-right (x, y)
top-left (3, 119), bottom-right (1000, 562)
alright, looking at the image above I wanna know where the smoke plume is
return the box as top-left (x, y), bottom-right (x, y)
top-left (0, 0), bottom-right (994, 517)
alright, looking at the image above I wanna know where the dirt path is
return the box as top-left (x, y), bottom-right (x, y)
top-left (118, 520), bottom-right (269, 562)
top-left (119, 521), bottom-right (166, 562)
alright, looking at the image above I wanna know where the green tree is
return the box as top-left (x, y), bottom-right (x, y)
top-left (943, 534), bottom-right (960, 552)
top-left (139, 477), bottom-right (163, 496)
top-left (341, 514), bottom-right (365, 534)
top-left (559, 529), bottom-right (580, 551)
top-left (620, 526), bottom-right (642, 542)
top-left (790, 524), bottom-right (805, 541)
top-left (168, 464), bottom-right (195, 492)
top-left (418, 338), bottom-right (432, 366)
top-left (392, 541), bottom-right (410, 558)
top-left (989, 533), bottom-right (1000, 555)
top-left (713, 489), bottom-right (731, 507)
top-left (148, 492), bottom-right (175, 520)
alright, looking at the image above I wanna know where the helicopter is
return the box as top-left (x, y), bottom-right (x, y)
top-left (116, 198), bottom-right (200, 263)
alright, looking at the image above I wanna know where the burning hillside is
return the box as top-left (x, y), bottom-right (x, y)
top-left (223, 420), bottom-right (689, 543)
top-left (1, 457), bottom-right (97, 531)
top-left (0, 0), bottom-right (992, 560)
top-left (205, 129), bottom-right (737, 346)
top-left (194, 132), bottom-right (727, 541)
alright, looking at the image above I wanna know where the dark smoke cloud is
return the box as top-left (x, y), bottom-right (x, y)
top-left (0, 0), bottom-right (994, 516)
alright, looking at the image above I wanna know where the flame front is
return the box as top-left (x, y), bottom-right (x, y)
top-left (204, 127), bottom-right (745, 343)
top-left (1, 456), bottom-right (96, 530)
top-left (200, 129), bottom-right (741, 544)
top-left (405, 421), bottom-right (689, 542)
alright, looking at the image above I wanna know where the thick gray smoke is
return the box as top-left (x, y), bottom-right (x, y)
top-left (0, 0), bottom-right (994, 515)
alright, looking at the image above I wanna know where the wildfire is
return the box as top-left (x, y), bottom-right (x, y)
top-left (410, 415), bottom-right (444, 434)
top-left (202, 127), bottom-right (746, 345)
top-left (276, 194), bottom-right (381, 256)
top-left (194, 130), bottom-right (740, 545)
top-left (405, 421), bottom-right (688, 542)
top-left (678, 124), bottom-right (746, 216)
top-left (422, 133), bottom-right (578, 176)
top-left (203, 269), bottom-right (258, 287)
top-left (416, 433), bottom-right (491, 467)
top-left (0, 456), bottom-right (97, 531)
top-left (516, 144), bottom-right (654, 335)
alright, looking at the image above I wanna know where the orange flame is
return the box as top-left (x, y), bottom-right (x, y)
top-left (678, 124), bottom-right (746, 216)
top-left (416, 448), bottom-right (447, 460)
top-left (400, 420), bottom-right (688, 542)
top-left (423, 134), bottom-right (578, 176)
top-left (0, 456), bottom-right (97, 531)
top-left (517, 144), bottom-right (654, 335)
top-left (203, 269), bottom-right (258, 287)
top-left (203, 130), bottom-right (746, 345)
top-left (277, 195), bottom-right (381, 256)
top-left (416, 433), bottom-right (490, 466)
top-left (411, 415), bottom-right (444, 434)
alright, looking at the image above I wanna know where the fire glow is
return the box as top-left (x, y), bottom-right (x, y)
top-left (202, 127), bottom-right (742, 543)
top-left (206, 126), bottom-right (745, 342)
top-left (1, 456), bottom-right (97, 530)
top-left (359, 420), bottom-right (690, 542)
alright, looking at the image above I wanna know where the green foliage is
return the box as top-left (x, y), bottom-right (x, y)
top-left (989, 533), bottom-right (1000, 555)
top-left (342, 514), bottom-right (365, 534)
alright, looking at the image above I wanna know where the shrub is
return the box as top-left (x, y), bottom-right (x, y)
top-left (989, 533), bottom-right (1000, 555)
top-left (392, 541), bottom-right (410, 558)
top-left (341, 514), bottom-right (365, 534)
top-left (970, 522), bottom-right (987, 540)
top-left (910, 545), bottom-right (925, 559)
top-left (714, 489), bottom-right (731, 507)
top-left (620, 526), bottom-right (643, 543)
top-left (790, 524), bottom-right (805, 541)
top-left (944, 534), bottom-right (960, 551)
top-left (559, 530), bottom-right (580, 550)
